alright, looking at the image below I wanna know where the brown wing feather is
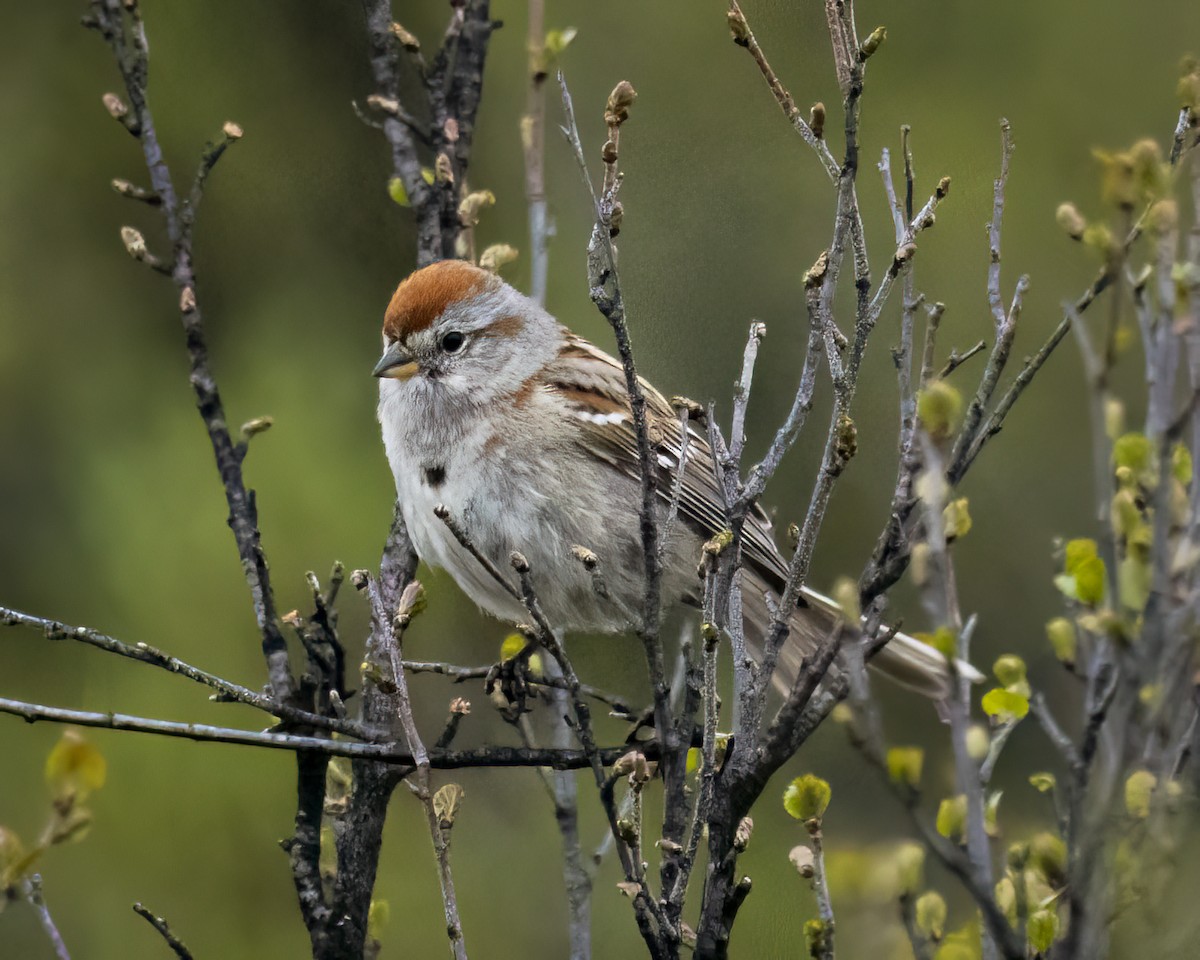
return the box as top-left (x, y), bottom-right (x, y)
top-left (541, 332), bottom-right (968, 701)
top-left (543, 333), bottom-right (789, 590)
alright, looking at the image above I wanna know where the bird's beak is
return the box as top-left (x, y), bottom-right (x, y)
top-left (372, 341), bottom-right (419, 380)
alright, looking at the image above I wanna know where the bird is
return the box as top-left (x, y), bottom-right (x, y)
top-left (374, 258), bottom-right (960, 699)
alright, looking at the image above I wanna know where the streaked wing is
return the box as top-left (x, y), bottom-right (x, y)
top-left (541, 332), bottom-right (790, 590)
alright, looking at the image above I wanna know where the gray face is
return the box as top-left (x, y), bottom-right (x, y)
top-left (375, 285), bottom-right (559, 407)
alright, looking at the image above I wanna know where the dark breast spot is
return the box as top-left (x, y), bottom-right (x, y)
top-left (422, 464), bottom-right (447, 488)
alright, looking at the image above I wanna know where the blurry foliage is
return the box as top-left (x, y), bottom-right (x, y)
top-left (1, 731), bottom-right (106, 899)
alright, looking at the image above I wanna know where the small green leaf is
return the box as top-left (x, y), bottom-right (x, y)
top-left (886, 747), bottom-right (924, 788)
top-left (1030, 832), bottom-right (1067, 886)
top-left (803, 919), bottom-right (827, 958)
top-left (1124, 770), bottom-right (1157, 819)
top-left (831, 576), bottom-right (861, 624)
top-left (45, 730), bottom-right (106, 806)
top-left (1045, 617), bottom-right (1077, 665)
top-left (917, 381), bottom-right (964, 441)
top-left (981, 688), bottom-right (1029, 721)
top-left (942, 497), bottom-right (972, 539)
top-left (1027, 909), bottom-right (1059, 955)
top-left (1174, 442), bottom-right (1194, 485)
top-left (935, 795), bottom-right (966, 842)
top-left (992, 654), bottom-right (1027, 689)
top-left (1073, 555), bottom-right (1107, 606)
top-left (894, 842), bottom-right (925, 896)
top-left (984, 790), bottom-right (1003, 836)
top-left (0, 826), bottom-right (27, 885)
top-left (783, 774), bottom-right (831, 822)
top-left (544, 27), bottom-right (578, 58)
top-left (1064, 538), bottom-right (1099, 574)
top-left (367, 899), bottom-right (390, 942)
top-left (1029, 772), bottom-right (1057, 793)
top-left (965, 724), bottom-right (990, 760)
top-left (915, 890), bottom-right (947, 939)
top-left (914, 626), bottom-right (957, 660)
top-left (500, 633), bottom-right (528, 662)
top-left (387, 177), bottom-right (410, 207)
top-left (995, 877), bottom-right (1018, 927)
top-left (1112, 432), bottom-right (1152, 474)
top-left (686, 747), bottom-right (701, 775)
top-left (1118, 554), bottom-right (1151, 611)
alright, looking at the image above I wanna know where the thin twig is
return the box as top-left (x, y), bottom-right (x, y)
top-left (726, 2), bottom-right (839, 181)
top-left (0, 606), bottom-right (373, 740)
top-left (523, 0), bottom-right (550, 304)
top-left (23, 876), bottom-right (71, 960)
top-left (401, 659), bottom-right (633, 716)
top-left (133, 902), bottom-right (194, 960)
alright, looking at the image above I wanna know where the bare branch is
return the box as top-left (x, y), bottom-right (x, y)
top-left (133, 903), bottom-right (194, 960)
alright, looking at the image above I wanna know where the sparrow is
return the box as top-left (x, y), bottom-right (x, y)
top-left (375, 259), bottom-right (957, 699)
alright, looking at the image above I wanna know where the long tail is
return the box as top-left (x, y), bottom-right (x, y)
top-left (739, 573), bottom-right (982, 701)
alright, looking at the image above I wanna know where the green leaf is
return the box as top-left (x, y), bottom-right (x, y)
top-left (916, 381), bottom-right (964, 441)
top-left (1174, 442), bottom-right (1194, 485)
top-left (1118, 554), bottom-right (1151, 611)
top-left (1113, 432), bottom-right (1152, 474)
top-left (544, 27), bottom-right (578, 59)
top-left (1124, 770), bottom-right (1157, 819)
top-left (914, 627), bottom-right (957, 660)
top-left (368, 899), bottom-right (390, 942)
top-left (915, 891), bottom-right (947, 939)
top-left (886, 747), bottom-right (924, 788)
top-left (1054, 539), bottom-right (1107, 606)
top-left (387, 177), bottom-right (409, 207)
top-left (894, 842), bottom-right (925, 896)
top-left (1030, 833), bottom-right (1067, 886)
top-left (984, 790), bottom-right (1003, 836)
top-left (45, 730), bottom-right (106, 806)
top-left (803, 919), bottom-right (827, 958)
top-left (935, 795), bottom-right (966, 842)
top-left (0, 826), bottom-right (27, 885)
top-left (500, 633), bottom-right (527, 661)
top-left (1064, 538), bottom-right (1099, 574)
top-left (1073, 555), bottom-right (1107, 606)
top-left (1027, 909), bottom-right (1059, 955)
top-left (992, 654), bottom-right (1027, 689)
top-left (831, 576), bottom-right (861, 623)
top-left (783, 774), bottom-right (831, 821)
top-left (981, 688), bottom-right (1029, 721)
top-left (1029, 772), bottom-right (1057, 793)
top-left (1045, 617), bottom-right (1077, 665)
top-left (942, 497), bottom-right (972, 539)
top-left (995, 877), bottom-right (1018, 927)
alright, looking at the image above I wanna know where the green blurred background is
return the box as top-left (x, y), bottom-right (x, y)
top-left (2, 1), bottom-right (1199, 957)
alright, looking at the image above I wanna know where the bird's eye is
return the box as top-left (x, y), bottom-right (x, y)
top-left (440, 331), bottom-right (465, 353)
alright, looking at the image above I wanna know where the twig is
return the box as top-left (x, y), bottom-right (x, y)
top-left (726, 2), bottom-right (839, 181)
top-left (401, 659), bottom-right (633, 715)
top-left (133, 902), bottom-right (194, 960)
top-left (523, 0), bottom-right (549, 304)
top-left (807, 822), bottom-right (836, 960)
top-left (1029, 692), bottom-right (1083, 771)
top-left (938, 340), bottom-right (988, 379)
top-left (0, 606), bottom-right (373, 740)
top-left (0, 695), bottom-right (691, 769)
top-left (23, 876), bottom-right (71, 960)
top-left (84, 0), bottom-right (294, 702)
top-left (434, 505), bottom-right (521, 600)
